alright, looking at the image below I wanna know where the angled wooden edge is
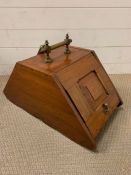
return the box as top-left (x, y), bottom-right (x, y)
top-left (52, 73), bottom-right (97, 150)
top-left (90, 50), bottom-right (123, 107)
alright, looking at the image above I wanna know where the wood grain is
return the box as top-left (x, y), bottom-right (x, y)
top-left (4, 46), bottom-right (97, 150)
top-left (1, 63), bottom-right (131, 75)
top-left (3, 46), bottom-right (122, 149)
top-left (55, 48), bottom-right (122, 138)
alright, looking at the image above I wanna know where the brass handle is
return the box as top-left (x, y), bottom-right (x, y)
top-left (103, 103), bottom-right (109, 112)
top-left (37, 34), bottom-right (72, 63)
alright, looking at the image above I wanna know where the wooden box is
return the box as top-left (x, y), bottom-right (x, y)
top-left (4, 36), bottom-right (122, 150)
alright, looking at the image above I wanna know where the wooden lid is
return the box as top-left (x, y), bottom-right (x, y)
top-left (18, 46), bottom-right (91, 75)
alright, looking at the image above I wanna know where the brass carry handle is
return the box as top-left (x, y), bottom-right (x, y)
top-left (37, 34), bottom-right (72, 63)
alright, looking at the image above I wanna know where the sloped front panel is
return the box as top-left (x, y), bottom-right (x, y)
top-left (55, 52), bottom-right (121, 138)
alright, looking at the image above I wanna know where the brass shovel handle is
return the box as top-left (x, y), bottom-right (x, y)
top-left (37, 34), bottom-right (72, 63)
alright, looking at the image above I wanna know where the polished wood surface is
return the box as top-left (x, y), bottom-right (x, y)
top-left (55, 50), bottom-right (122, 138)
top-left (3, 46), bottom-right (122, 150)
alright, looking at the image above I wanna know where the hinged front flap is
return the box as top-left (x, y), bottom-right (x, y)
top-left (54, 51), bottom-right (121, 138)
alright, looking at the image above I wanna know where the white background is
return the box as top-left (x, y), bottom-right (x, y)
top-left (0, 0), bottom-right (131, 75)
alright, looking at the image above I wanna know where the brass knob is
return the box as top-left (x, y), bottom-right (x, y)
top-left (103, 103), bottom-right (109, 112)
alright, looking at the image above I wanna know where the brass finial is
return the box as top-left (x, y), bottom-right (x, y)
top-left (66, 33), bottom-right (69, 39)
top-left (64, 33), bottom-right (71, 54)
top-left (44, 40), bottom-right (53, 63)
top-left (45, 40), bottom-right (49, 45)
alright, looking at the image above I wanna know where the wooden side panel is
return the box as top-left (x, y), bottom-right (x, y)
top-left (4, 62), bottom-right (96, 150)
